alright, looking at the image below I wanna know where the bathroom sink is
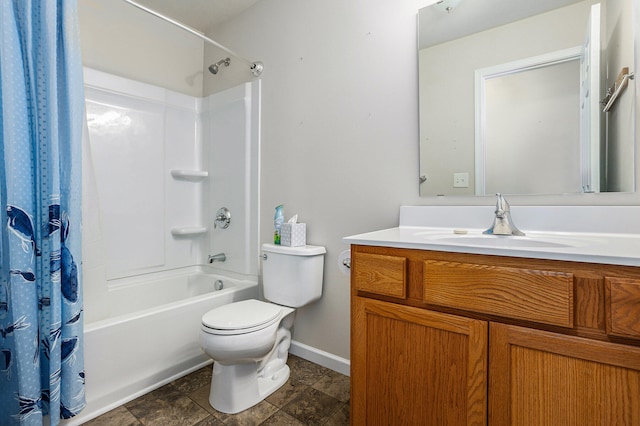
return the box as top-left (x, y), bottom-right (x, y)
top-left (344, 206), bottom-right (640, 266)
top-left (416, 232), bottom-right (582, 249)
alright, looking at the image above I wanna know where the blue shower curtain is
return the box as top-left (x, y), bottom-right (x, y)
top-left (0, 1), bottom-right (85, 424)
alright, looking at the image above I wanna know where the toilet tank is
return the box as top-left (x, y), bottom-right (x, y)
top-left (261, 243), bottom-right (326, 308)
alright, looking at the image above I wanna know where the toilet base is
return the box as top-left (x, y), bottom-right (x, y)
top-left (202, 304), bottom-right (296, 414)
top-left (209, 358), bottom-right (290, 414)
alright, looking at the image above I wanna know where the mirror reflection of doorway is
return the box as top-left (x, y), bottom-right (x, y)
top-left (476, 54), bottom-right (582, 195)
top-left (474, 3), bottom-right (602, 195)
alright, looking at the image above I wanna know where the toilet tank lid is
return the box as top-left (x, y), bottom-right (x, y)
top-left (262, 243), bottom-right (326, 256)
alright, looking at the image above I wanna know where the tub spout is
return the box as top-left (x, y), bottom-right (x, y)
top-left (208, 253), bottom-right (226, 263)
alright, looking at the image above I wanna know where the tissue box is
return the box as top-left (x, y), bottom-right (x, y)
top-left (280, 223), bottom-right (306, 247)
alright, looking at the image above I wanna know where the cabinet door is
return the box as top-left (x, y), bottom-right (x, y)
top-left (490, 323), bottom-right (640, 425)
top-left (352, 297), bottom-right (488, 425)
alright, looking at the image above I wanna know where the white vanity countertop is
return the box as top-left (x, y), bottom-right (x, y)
top-left (343, 205), bottom-right (640, 267)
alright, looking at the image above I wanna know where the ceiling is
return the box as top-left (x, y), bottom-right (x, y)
top-left (131, 0), bottom-right (261, 34)
top-left (419, 0), bottom-right (585, 48)
top-left (127, 0), bottom-right (587, 48)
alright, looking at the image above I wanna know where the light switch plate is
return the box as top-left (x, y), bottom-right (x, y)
top-left (453, 172), bottom-right (469, 188)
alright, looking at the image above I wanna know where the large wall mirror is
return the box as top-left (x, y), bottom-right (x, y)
top-left (418, 0), bottom-right (636, 196)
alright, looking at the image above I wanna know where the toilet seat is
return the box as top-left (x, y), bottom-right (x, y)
top-left (202, 299), bottom-right (283, 335)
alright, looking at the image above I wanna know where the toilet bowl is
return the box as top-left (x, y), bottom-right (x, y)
top-left (200, 299), bottom-right (295, 414)
top-left (199, 243), bottom-right (326, 414)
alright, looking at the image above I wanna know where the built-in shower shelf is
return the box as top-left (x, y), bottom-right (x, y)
top-left (170, 227), bottom-right (207, 237)
top-left (170, 169), bottom-right (209, 181)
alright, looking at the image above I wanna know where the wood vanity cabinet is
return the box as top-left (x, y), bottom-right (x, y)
top-left (350, 245), bottom-right (640, 426)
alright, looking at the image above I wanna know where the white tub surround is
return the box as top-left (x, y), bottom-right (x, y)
top-left (83, 68), bottom-right (260, 286)
top-left (77, 69), bottom-right (262, 424)
top-left (344, 205), bottom-right (640, 266)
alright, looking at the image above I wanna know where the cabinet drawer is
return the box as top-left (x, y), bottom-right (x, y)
top-left (606, 277), bottom-right (640, 339)
top-left (353, 253), bottom-right (407, 298)
top-left (423, 260), bottom-right (574, 327)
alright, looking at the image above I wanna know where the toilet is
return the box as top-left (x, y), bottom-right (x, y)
top-left (199, 243), bottom-right (326, 414)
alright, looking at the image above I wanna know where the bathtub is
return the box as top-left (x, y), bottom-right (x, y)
top-left (67, 268), bottom-right (258, 425)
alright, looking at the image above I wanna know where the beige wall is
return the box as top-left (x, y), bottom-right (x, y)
top-left (605, 0), bottom-right (635, 191)
top-left (204, 0), bottom-right (640, 360)
top-left (204, 0), bottom-right (423, 359)
top-left (78, 0), bottom-right (205, 97)
top-left (78, 0), bottom-right (640, 362)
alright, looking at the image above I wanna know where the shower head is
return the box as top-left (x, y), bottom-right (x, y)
top-left (250, 61), bottom-right (264, 77)
top-left (208, 58), bottom-right (231, 74)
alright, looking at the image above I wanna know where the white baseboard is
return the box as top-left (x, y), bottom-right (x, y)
top-left (289, 340), bottom-right (350, 376)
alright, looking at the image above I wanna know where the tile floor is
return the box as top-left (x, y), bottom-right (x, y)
top-left (84, 355), bottom-right (350, 425)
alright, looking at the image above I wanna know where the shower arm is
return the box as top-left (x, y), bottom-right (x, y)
top-left (122, 0), bottom-right (263, 76)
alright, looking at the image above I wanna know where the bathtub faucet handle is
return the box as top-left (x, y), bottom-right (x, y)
top-left (214, 207), bottom-right (231, 229)
top-left (208, 253), bottom-right (226, 263)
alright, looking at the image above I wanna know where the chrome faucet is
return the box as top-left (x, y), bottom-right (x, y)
top-left (208, 253), bottom-right (226, 263)
top-left (483, 193), bottom-right (525, 236)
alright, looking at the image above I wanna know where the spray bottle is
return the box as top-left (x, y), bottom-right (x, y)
top-left (274, 205), bottom-right (284, 245)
